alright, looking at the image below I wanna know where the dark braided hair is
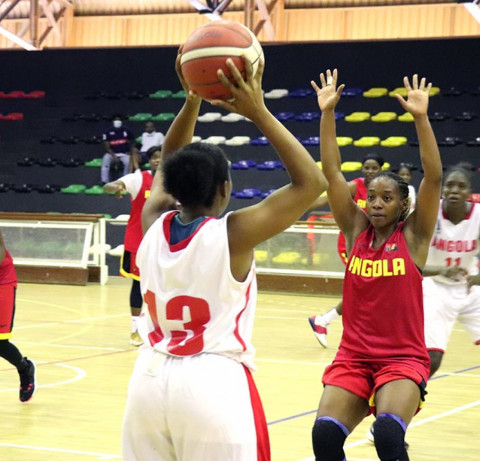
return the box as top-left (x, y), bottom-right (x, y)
top-left (162, 142), bottom-right (230, 208)
top-left (373, 171), bottom-right (410, 221)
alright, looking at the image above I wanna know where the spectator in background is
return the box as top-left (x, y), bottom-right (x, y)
top-left (100, 114), bottom-right (136, 185)
top-left (138, 122), bottom-right (164, 165)
top-left (397, 163), bottom-right (417, 211)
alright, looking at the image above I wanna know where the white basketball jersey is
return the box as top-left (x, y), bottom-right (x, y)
top-left (136, 211), bottom-right (258, 370)
top-left (426, 200), bottom-right (480, 279)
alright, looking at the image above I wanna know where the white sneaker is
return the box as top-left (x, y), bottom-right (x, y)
top-left (130, 331), bottom-right (143, 347)
top-left (308, 316), bottom-right (328, 348)
top-left (366, 424), bottom-right (375, 444)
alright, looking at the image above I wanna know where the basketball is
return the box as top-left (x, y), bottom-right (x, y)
top-left (180, 20), bottom-right (264, 100)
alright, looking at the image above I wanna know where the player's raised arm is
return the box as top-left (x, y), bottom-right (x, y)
top-left (311, 69), bottom-right (368, 244)
top-left (399, 75), bottom-right (442, 268)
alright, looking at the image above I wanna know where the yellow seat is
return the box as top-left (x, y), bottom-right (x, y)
top-left (389, 87), bottom-right (408, 97)
top-left (341, 161), bottom-right (362, 172)
top-left (382, 162), bottom-right (391, 170)
top-left (316, 161), bottom-right (323, 170)
top-left (363, 87), bottom-right (388, 98)
top-left (345, 112), bottom-right (371, 122)
top-left (336, 136), bottom-right (353, 146)
top-left (272, 252), bottom-right (301, 264)
top-left (380, 136), bottom-right (408, 147)
top-left (398, 112), bottom-right (414, 122)
top-left (371, 112), bottom-right (397, 122)
top-left (254, 250), bottom-right (268, 263)
top-left (353, 136), bottom-right (380, 147)
top-left (430, 86), bottom-right (440, 96)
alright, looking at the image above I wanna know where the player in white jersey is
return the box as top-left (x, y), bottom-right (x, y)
top-left (121, 55), bottom-right (327, 461)
top-left (423, 163), bottom-right (480, 377)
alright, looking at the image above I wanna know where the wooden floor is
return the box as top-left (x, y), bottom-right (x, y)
top-left (0, 277), bottom-right (479, 461)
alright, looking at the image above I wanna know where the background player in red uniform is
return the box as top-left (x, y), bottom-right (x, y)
top-left (308, 153), bottom-right (385, 347)
top-left (0, 229), bottom-right (36, 402)
top-left (104, 146), bottom-right (170, 346)
top-left (310, 69), bottom-right (442, 461)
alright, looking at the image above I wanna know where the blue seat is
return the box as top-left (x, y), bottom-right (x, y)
top-left (250, 137), bottom-right (270, 146)
top-left (235, 188), bottom-right (262, 199)
top-left (261, 189), bottom-right (277, 198)
top-left (301, 136), bottom-right (320, 146)
top-left (232, 160), bottom-right (256, 170)
top-left (256, 160), bottom-right (283, 170)
top-left (341, 87), bottom-right (363, 97)
top-left (288, 88), bottom-right (315, 98)
top-left (275, 112), bottom-right (295, 121)
top-left (295, 112), bottom-right (320, 121)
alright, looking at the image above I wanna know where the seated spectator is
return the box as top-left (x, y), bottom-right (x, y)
top-left (131, 122), bottom-right (165, 171)
top-left (101, 114), bottom-right (136, 185)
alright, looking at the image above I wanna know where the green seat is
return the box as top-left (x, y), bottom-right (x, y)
top-left (149, 90), bottom-right (173, 99)
top-left (128, 113), bottom-right (152, 122)
top-left (85, 158), bottom-right (103, 167)
top-left (61, 184), bottom-right (87, 194)
top-left (84, 185), bottom-right (105, 195)
top-left (151, 112), bottom-right (175, 122)
top-left (136, 136), bottom-right (142, 143)
top-left (103, 214), bottom-right (112, 219)
top-left (171, 90), bottom-right (186, 99)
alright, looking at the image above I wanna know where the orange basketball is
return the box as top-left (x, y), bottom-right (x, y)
top-left (180, 20), bottom-right (264, 100)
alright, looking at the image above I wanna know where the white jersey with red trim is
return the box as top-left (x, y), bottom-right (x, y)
top-left (136, 210), bottom-right (257, 370)
top-left (426, 200), bottom-right (480, 282)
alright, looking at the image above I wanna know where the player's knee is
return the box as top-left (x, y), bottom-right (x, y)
top-left (373, 413), bottom-right (409, 461)
top-left (312, 416), bottom-right (349, 461)
top-left (428, 350), bottom-right (443, 377)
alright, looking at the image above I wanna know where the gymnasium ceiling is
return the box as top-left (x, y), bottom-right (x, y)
top-left (0, 0), bottom-right (452, 19)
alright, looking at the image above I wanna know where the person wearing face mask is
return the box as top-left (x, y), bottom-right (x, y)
top-left (100, 114), bottom-right (136, 185)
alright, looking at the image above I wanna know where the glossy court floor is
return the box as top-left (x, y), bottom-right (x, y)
top-left (0, 277), bottom-right (478, 460)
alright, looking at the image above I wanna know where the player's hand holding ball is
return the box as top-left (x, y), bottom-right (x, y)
top-left (180, 20), bottom-right (264, 101)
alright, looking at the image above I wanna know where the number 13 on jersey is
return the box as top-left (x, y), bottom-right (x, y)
top-left (144, 290), bottom-right (211, 355)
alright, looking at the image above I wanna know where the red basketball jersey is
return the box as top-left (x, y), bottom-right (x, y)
top-left (337, 177), bottom-right (368, 263)
top-left (0, 250), bottom-right (17, 286)
top-left (338, 223), bottom-right (429, 377)
top-left (124, 171), bottom-right (154, 252)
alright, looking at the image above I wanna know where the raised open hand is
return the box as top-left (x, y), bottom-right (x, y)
top-left (209, 56), bottom-right (266, 122)
top-left (175, 47), bottom-right (202, 104)
top-left (395, 74), bottom-right (432, 117)
top-left (310, 69), bottom-right (344, 112)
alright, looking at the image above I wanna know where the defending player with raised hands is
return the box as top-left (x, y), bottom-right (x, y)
top-left (121, 55), bottom-right (327, 461)
top-left (309, 69), bottom-right (442, 461)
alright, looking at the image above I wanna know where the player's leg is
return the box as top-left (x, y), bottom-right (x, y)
top-left (100, 153), bottom-right (113, 184)
top-left (372, 379), bottom-right (422, 461)
top-left (122, 348), bottom-right (175, 461)
top-left (423, 279), bottom-right (456, 377)
top-left (312, 385), bottom-right (368, 461)
top-left (308, 300), bottom-right (342, 348)
top-left (459, 286), bottom-right (480, 347)
top-left (119, 153), bottom-right (130, 176)
top-left (129, 280), bottom-right (143, 346)
top-left (0, 285), bottom-right (35, 402)
top-left (168, 354), bottom-right (269, 461)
